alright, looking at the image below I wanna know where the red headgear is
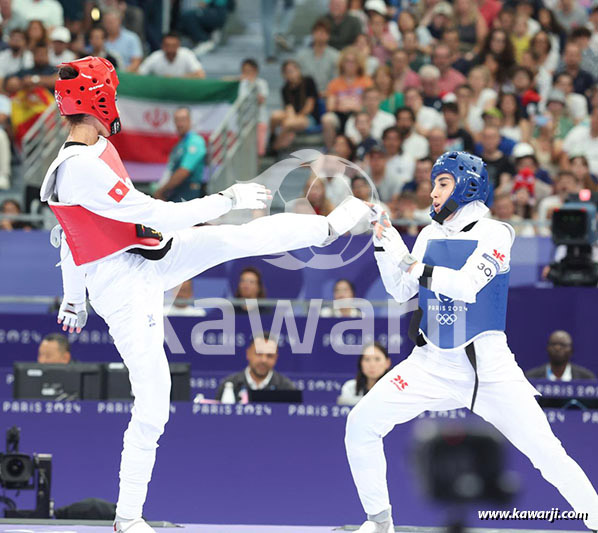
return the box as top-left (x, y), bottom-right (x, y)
top-left (55, 56), bottom-right (121, 136)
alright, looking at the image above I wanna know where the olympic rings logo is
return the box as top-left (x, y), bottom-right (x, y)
top-left (436, 313), bottom-right (457, 325)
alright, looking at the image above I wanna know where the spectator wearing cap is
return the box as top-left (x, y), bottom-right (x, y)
top-left (441, 101), bottom-right (475, 153)
top-left (0, 29), bottom-right (34, 82)
top-left (321, 46), bottom-right (373, 149)
top-left (395, 107), bottom-right (428, 161)
top-left (562, 107), bottom-right (598, 176)
top-left (12, 0), bottom-right (64, 29)
top-left (526, 330), bottom-right (596, 382)
top-left (390, 49), bottom-right (421, 94)
top-left (512, 142), bottom-right (552, 197)
top-left (404, 87), bottom-right (445, 136)
top-left (426, 1), bottom-right (453, 41)
top-left (431, 43), bottom-right (466, 96)
top-left (86, 27), bottom-right (123, 70)
top-left (345, 87), bottom-right (395, 144)
top-left (478, 125), bottom-right (515, 193)
top-left (536, 170), bottom-right (583, 236)
top-left (418, 64), bottom-right (442, 112)
top-left (103, 8), bottom-right (143, 71)
top-left (353, 112), bottom-right (377, 160)
top-left (554, 0), bottom-right (588, 33)
top-left (138, 32), bottom-right (205, 78)
top-left (48, 26), bottom-right (74, 65)
top-left (543, 88), bottom-right (574, 140)
top-left (555, 43), bottom-right (596, 98)
top-left (382, 126), bottom-right (415, 195)
top-left (511, 168), bottom-right (535, 225)
top-left (491, 192), bottom-right (535, 237)
top-left (324, 0), bottom-right (362, 51)
top-left (296, 18), bottom-right (340, 98)
top-left (553, 72), bottom-right (588, 124)
top-left (365, 2), bottom-right (399, 65)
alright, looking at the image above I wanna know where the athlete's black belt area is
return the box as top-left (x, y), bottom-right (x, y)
top-left (128, 237), bottom-right (173, 260)
top-left (408, 309), bottom-right (480, 412)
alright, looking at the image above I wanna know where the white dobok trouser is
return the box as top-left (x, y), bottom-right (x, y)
top-left (85, 213), bottom-right (329, 519)
top-left (345, 350), bottom-right (598, 530)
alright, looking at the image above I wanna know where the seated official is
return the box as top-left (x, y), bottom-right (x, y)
top-left (37, 333), bottom-right (72, 364)
top-left (215, 332), bottom-right (295, 402)
top-left (526, 330), bottom-right (596, 381)
top-left (337, 342), bottom-right (391, 406)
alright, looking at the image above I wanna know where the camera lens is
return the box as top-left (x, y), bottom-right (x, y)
top-left (7, 458), bottom-right (24, 477)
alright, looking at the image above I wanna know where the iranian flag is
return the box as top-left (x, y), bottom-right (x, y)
top-left (110, 73), bottom-right (239, 181)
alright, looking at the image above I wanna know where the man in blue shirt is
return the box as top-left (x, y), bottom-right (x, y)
top-left (154, 107), bottom-right (207, 202)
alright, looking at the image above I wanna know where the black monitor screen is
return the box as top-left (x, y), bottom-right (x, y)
top-left (552, 209), bottom-right (588, 243)
top-left (105, 362), bottom-right (191, 401)
top-left (13, 362), bottom-right (103, 400)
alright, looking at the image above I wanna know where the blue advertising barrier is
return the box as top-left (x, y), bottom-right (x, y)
top-left (0, 401), bottom-right (596, 529)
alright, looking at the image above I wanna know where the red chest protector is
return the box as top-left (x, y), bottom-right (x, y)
top-left (45, 140), bottom-right (163, 266)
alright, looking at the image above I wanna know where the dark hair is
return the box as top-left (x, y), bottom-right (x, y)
top-left (89, 25), bottom-right (107, 38)
top-left (9, 28), bottom-right (27, 39)
top-left (242, 58), bottom-right (259, 71)
top-left (570, 26), bottom-right (592, 40)
top-left (538, 7), bottom-right (565, 37)
top-left (530, 30), bottom-right (552, 60)
top-left (554, 71), bottom-right (573, 84)
top-left (478, 29), bottom-right (516, 79)
top-left (57, 65), bottom-right (87, 125)
top-left (395, 106), bottom-right (415, 122)
top-left (281, 58), bottom-right (301, 74)
top-left (416, 156), bottom-right (434, 165)
top-left (351, 175), bottom-right (370, 188)
top-left (334, 133), bottom-right (357, 162)
top-left (355, 342), bottom-right (391, 396)
top-left (441, 101), bottom-right (459, 113)
top-left (42, 333), bottom-right (71, 354)
top-left (512, 65), bottom-right (533, 82)
top-left (497, 91), bottom-right (523, 123)
top-left (382, 125), bottom-right (401, 140)
top-left (334, 278), bottom-right (356, 297)
top-left (26, 19), bottom-right (48, 47)
top-left (34, 41), bottom-right (48, 51)
top-left (163, 31), bottom-right (181, 41)
top-left (1, 199), bottom-right (22, 212)
top-left (312, 17), bottom-right (332, 34)
top-left (235, 266), bottom-right (266, 298)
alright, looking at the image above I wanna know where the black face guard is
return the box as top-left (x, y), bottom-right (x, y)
top-left (432, 198), bottom-right (459, 224)
top-left (110, 117), bottom-right (121, 136)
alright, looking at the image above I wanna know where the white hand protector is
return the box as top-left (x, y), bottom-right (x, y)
top-left (57, 300), bottom-right (88, 333)
top-left (326, 196), bottom-right (372, 236)
top-left (377, 223), bottom-right (409, 265)
top-left (220, 183), bottom-right (271, 210)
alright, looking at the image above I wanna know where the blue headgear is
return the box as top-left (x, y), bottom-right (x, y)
top-left (429, 151), bottom-right (490, 223)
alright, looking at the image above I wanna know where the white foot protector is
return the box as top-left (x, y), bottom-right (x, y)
top-left (114, 519), bottom-right (156, 533)
top-left (355, 519), bottom-right (394, 533)
top-left (326, 196), bottom-right (373, 238)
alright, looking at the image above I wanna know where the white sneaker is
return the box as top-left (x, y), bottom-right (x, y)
top-left (114, 519), bottom-right (156, 533)
top-left (326, 196), bottom-right (373, 237)
top-left (355, 519), bottom-right (394, 533)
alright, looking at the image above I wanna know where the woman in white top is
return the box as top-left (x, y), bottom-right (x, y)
top-left (321, 278), bottom-right (363, 318)
top-left (466, 65), bottom-right (497, 134)
top-left (337, 342), bottom-right (392, 406)
top-left (498, 91), bottom-right (531, 143)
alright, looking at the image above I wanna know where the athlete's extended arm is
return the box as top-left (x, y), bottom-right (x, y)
top-left (57, 234), bottom-right (88, 333)
top-left (65, 157), bottom-right (270, 232)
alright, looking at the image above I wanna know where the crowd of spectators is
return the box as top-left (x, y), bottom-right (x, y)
top-left (266, 0), bottom-right (598, 236)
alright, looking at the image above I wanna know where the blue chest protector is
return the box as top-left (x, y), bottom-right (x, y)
top-left (418, 239), bottom-right (509, 349)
